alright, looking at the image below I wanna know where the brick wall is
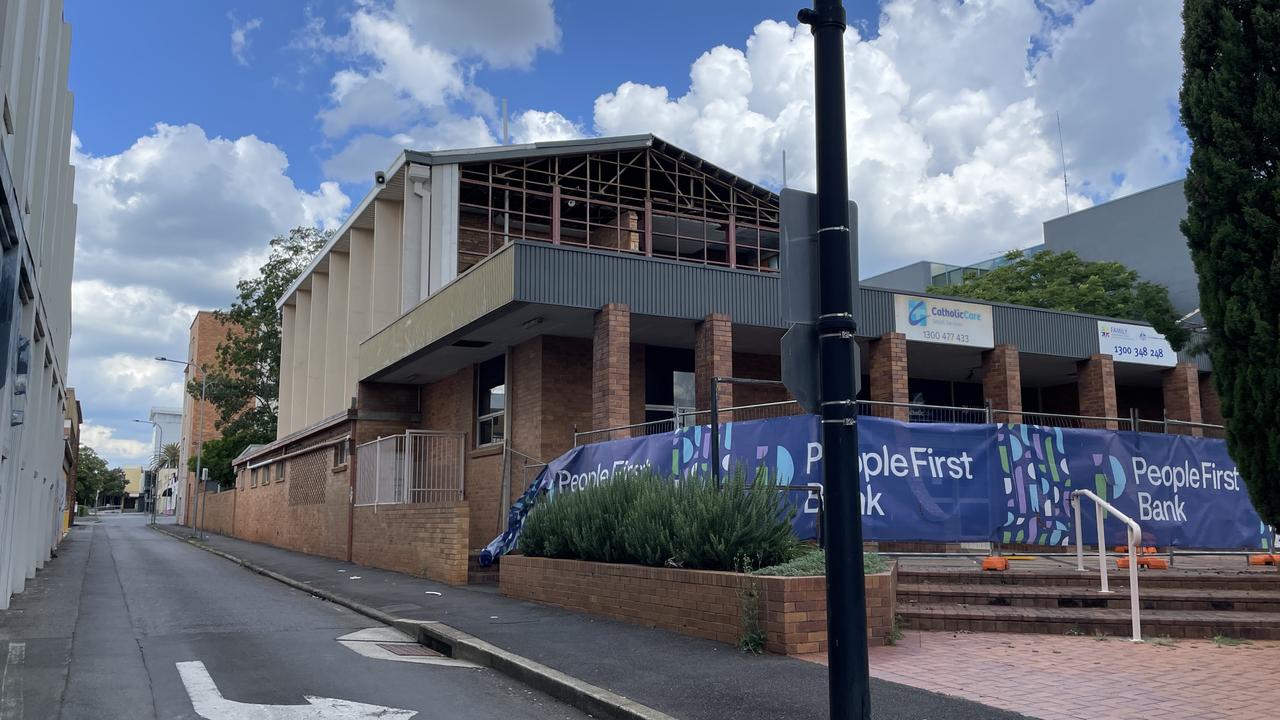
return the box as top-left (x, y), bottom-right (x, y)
top-left (1200, 373), bottom-right (1224, 426)
top-left (500, 555), bottom-right (897, 654)
top-left (695, 314), bottom-right (733, 419)
top-left (540, 336), bottom-right (592, 460)
top-left (593, 304), bottom-right (631, 433)
top-left (1077, 354), bottom-right (1118, 428)
top-left (232, 424), bottom-right (353, 561)
top-left (351, 503), bottom-right (470, 585)
top-left (869, 333), bottom-right (909, 421)
top-left (200, 489), bottom-right (236, 536)
top-left (180, 311), bottom-right (235, 524)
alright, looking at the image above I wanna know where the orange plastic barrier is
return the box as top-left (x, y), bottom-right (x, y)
top-left (981, 556), bottom-right (1009, 571)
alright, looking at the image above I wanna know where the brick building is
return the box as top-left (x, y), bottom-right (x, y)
top-left (204, 135), bottom-right (1217, 586)
top-left (177, 311), bottom-right (233, 524)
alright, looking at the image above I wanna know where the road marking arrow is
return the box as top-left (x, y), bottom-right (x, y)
top-left (177, 660), bottom-right (417, 719)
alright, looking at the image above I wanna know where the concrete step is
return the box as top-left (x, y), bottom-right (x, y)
top-left (899, 582), bottom-right (1280, 613)
top-left (899, 567), bottom-right (1280, 591)
top-left (898, 602), bottom-right (1280, 640)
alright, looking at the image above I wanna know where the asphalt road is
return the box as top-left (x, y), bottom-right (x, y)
top-left (0, 514), bottom-right (587, 719)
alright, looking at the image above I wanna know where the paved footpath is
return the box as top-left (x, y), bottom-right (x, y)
top-left (802, 630), bottom-right (1280, 720)
top-left (158, 520), bottom-right (1028, 720)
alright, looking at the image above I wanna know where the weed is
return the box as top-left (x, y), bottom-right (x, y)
top-left (1148, 635), bottom-right (1176, 647)
top-left (887, 614), bottom-right (904, 646)
top-left (1065, 625), bottom-right (1084, 636)
top-left (1212, 634), bottom-right (1249, 647)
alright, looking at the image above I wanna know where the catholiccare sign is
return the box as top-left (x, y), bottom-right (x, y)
top-left (1097, 320), bottom-right (1176, 367)
top-left (893, 295), bottom-right (994, 348)
top-left (480, 415), bottom-right (1272, 564)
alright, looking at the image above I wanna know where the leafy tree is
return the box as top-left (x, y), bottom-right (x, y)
top-left (929, 249), bottom-right (1190, 350)
top-left (1180, 0), bottom-right (1280, 527)
top-left (187, 428), bottom-right (261, 489)
top-left (75, 445), bottom-right (112, 505)
top-left (188, 227), bottom-right (329, 475)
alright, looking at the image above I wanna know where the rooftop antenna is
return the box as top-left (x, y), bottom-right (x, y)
top-left (782, 149), bottom-right (788, 188)
top-left (501, 98), bottom-right (510, 145)
top-left (1056, 111), bottom-right (1070, 214)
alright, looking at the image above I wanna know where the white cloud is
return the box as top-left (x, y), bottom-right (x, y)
top-left (321, 117), bottom-right (496, 183)
top-left (309, 1), bottom-right (563, 168)
top-left (389, 0), bottom-right (559, 69)
top-left (69, 124), bottom-right (350, 467)
top-left (229, 14), bottom-right (263, 67)
top-left (81, 423), bottom-right (154, 466)
top-left (590, 0), bottom-right (1183, 275)
top-left (510, 110), bottom-right (582, 144)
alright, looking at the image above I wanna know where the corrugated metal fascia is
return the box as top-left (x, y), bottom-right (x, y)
top-left (359, 245), bottom-right (516, 378)
top-left (992, 304), bottom-right (1099, 357)
top-left (856, 287), bottom-right (894, 337)
top-left (512, 242), bottom-right (783, 327)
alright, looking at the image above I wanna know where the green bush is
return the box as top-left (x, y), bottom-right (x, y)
top-left (753, 548), bottom-right (887, 577)
top-left (518, 468), bottom-right (799, 572)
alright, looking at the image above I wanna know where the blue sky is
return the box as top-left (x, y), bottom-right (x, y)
top-left (62, 0), bottom-right (1188, 466)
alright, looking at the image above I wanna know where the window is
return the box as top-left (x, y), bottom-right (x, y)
top-left (332, 442), bottom-right (348, 469)
top-left (251, 467), bottom-right (259, 487)
top-left (275, 462), bottom-right (285, 483)
top-left (476, 355), bottom-right (506, 446)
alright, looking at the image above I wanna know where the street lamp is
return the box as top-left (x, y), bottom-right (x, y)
top-left (132, 418), bottom-right (162, 525)
top-left (157, 356), bottom-right (207, 540)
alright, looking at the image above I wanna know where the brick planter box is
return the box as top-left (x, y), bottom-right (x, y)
top-left (499, 555), bottom-right (897, 655)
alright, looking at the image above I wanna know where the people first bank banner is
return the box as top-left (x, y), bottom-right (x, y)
top-left (480, 416), bottom-right (1274, 564)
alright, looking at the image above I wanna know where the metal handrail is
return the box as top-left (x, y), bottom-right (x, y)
top-left (1071, 489), bottom-right (1143, 642)
top-left (681, 400), bottom-right (799, 419)
top-left (994, 408), bottom-right (1128, 424)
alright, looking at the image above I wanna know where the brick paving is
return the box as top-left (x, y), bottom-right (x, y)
top-left (800, 630), bottom-right (1280, 720)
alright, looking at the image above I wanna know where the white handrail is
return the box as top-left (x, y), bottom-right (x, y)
top-left (1071, 489), bottom-right (1143, 642)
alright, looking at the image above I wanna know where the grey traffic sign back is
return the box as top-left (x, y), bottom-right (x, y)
top-left (779, 188), bottom-right (859, 413)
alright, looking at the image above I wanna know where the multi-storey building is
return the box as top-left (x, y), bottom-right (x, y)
top-left (201, 135), bottom-right (1215, 586)
top-left (62, 386), bottom-right (80, 530)
top-left (176, 311), bottom-right (231, 524)
top-left (0, 1), bottom-right (78, 610)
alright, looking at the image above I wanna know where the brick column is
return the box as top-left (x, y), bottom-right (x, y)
top-left (869, 332), bottom-right (909, 421)
top-left (1200, 373), bottom-right (1224, 426)
top-left (1162, 362), bottom-right (1203, 436)
top-left (1077, 354), bottom-right (1118, 429)
top-left (593, 304), bottom-right (631, 434)
top-left (982, 344), bottom-right (1022, 423)
top-left (695, 313), bottom-right (733, 422)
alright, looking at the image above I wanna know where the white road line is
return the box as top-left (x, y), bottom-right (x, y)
top-left (1, 642), bottom-right (24, 720)
top-left (177, 660), bottom-right (418, 719)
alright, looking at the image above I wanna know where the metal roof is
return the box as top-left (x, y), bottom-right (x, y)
top-left (278, 134), bottom-right (777, 310)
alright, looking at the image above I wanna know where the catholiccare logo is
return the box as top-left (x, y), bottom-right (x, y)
top-left (908, 299), bottom-right (928, 326)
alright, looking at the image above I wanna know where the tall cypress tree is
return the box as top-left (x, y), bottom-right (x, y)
top-left (1181, 0), bottom-right (1280, 528)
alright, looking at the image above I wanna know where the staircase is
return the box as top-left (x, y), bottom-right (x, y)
top-left (897, 566), bottom-right (1280, 640)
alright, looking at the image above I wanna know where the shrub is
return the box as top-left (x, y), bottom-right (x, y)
top-left (753, 548), bottom-right (887, 577)
top-left (517, 468), bottom-right (799, 572)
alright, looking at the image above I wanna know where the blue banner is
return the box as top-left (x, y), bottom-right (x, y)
top-left (480, 415), bottom-right (1275, 565)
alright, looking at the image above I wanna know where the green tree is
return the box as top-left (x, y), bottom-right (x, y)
top-left (1180, 0), bottom-right (1280, 527)
top-left (928, 249), bottom-right (1190, 350)
top-left (187, 429), bottom-right (260, 489)
top-left (189, 227), bottom-right (329, 477)
top-left (75, 445), bottom-right (112, 505)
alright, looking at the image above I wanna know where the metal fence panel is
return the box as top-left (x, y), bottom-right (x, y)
top-left (355, 432), bottom-right (464, 507)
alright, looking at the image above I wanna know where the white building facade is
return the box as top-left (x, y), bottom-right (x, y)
top-left (0, 1), bottom-right (78, 610)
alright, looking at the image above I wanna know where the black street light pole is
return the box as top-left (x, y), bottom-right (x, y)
top-left (797, 2), bottom-right (870, 719)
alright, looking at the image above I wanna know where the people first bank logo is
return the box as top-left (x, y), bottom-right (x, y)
top-left (907, 299), bottom-right (928, 326)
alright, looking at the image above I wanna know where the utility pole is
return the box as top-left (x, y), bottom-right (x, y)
top-left (796, 2), bottom-right (870, 719)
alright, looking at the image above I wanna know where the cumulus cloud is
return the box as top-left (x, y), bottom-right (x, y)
top-left (229, 14), bottom-right (263, 67)
top-left (81, 423), bottom-right (154, 465)
top-left (308, 1), bottom-right (562, 170)
top-left (510, 110), bottom-right (582, 145)
top-left (70, 125), bottom-right (350, 466)
top-left (590, 0), bottom-right (1182, 274)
